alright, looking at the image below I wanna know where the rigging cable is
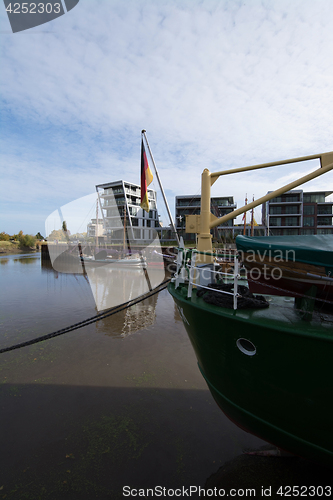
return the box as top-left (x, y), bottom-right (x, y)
top-left (0, 279), bottom-right (171, 355)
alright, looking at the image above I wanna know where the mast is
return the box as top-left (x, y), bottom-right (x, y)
top-left (95, 197), bottom-right (99, 250)
top-left (141, 130), bottom-right (180, 245)
top-left (123, 203), bottom-right (127, 253)
top-left (243, 195), bottom-right (247, 235)
top-left (251, 195), bottom-right (254, 237)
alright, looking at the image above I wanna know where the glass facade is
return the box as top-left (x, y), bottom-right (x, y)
top-left (303, 205), bottom-right (315, 215)
top-left (271, 194), bottom-right (300, 203)
top-left (286, 205), bottom-right (299, 214)
top-left (303, 217), bottom-right (314, 227)
top-left (318, 205), bottom-right (332, 214)
top-left (317, 217), bottom-right (333, 226)
top-left (284, 228), bottom-right (298, 235)
top-left (269, 217), bottom-right (281, 226)
top-left (303, 194), bottom-right (325, 203)
top-left (285, 217), bottom-right (299, 226)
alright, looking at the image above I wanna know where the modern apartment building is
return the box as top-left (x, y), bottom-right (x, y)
top-left (262, 190), bottom-right (333, 236)
top-left (175, 195), bottom-right (237, 241)
top-left (95, 180), bottom-right (159, 243)
top-left (87, 219), bottom-right (104, 239)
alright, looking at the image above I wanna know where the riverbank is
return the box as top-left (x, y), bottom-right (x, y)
top-left (0, 241), bottom-right (39, 255)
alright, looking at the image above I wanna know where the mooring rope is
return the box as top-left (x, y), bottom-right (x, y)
top-left (0, 279), bottom-right (171, 354)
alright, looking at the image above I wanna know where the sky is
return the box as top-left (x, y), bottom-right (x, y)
top-left (1, 0), bottom-right (333, 236)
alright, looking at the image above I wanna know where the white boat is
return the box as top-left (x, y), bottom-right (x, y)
top-left (82, 254), bottom-right (145, 267)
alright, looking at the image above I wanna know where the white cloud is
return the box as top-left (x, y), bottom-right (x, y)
top-left (1, 0), bottom-right (333, 233)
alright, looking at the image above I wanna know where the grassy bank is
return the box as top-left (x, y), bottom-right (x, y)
top-left (0, 240), bottom-right (39, 256)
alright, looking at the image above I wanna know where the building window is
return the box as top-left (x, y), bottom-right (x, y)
top-left (318, 205), bottom-right (332, 214)
top-left (211, 197), bottom-right (234, 207)
top-left (270, 229), bottom-right (283, 235)
top-left (303, 194), bottom-right (325, 203)
top-left (285, 217), bottom-right (298, 226)
top-left (300, 229), bottom-right (315, 235)
top-left (283, 229), bottom-right (298, 235)
top-left (129, 206), bottom-right (138, 216)
top-left (286, 206), bottom-right (299, 214)
top-left (303, 205), bottom-right (315, 215)
top-left (177, 199), bottom-right (201, 207)
top-left (131, 218), bottom-right (139, 227)
top-left (270, 194), bottom-right (300, 203)
top-left (317, 228), bottom-right (333, 234)
top-left (106, 208), bottom-right (120, 217)
top-left (270, 206), bottom-right (282, 215)
top-left (303, 217), bottom-right (314, 227)
top-left (317, 217), bottom-right (332, 226)
top-left (284, 195), bottom-right (300, 203)
top-left (270, 217), bottom-right (281, 226)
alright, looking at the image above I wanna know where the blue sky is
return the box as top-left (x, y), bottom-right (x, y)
top-left (1, 0), bottom-right (333, 235)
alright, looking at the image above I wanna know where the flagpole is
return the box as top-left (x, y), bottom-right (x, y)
top-left (141, 130), bottom-right (180, 245)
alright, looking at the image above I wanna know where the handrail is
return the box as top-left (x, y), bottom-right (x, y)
top-left (174, 249), bottom-right (241, 309)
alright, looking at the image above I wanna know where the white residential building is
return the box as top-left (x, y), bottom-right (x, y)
top-left (96, 180), bottom-right (159, 243)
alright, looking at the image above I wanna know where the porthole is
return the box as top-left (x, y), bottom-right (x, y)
top-left (236, 338), bottom-right (256, 356)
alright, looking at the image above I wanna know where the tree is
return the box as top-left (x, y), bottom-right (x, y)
top-left (13, 230), bottom-right (23, 241)
top-left (18, 234), bottom-right (36, 249)
top-left (47, 229), bottom-right (66, 241)
top-left (0, 232), bottom-right (10, 241)
top-left (35, 232), bottom-right (44, 240)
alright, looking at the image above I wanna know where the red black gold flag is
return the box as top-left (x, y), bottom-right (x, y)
top-left (140, 139), bottom-right (154, 212)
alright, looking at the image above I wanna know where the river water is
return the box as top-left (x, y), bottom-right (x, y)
top-left (0, 253), bottom-right (332, 499)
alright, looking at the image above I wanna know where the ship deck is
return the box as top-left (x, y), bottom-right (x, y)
top-left (171, 282), bottom-right (333, 341)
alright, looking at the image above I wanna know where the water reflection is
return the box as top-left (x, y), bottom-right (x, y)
top-left (87, 265), bottom-right (164, 311)
top-left (41, 256), bottom-right (167, 338)
top-left (41, 252), bottom-right (164, 314)
top-left (96, 290), bottom-right (159, 338)
top-left (13, 257), bottom-right (38, 264)
top-left (46, 241), bottom-right (165, 311)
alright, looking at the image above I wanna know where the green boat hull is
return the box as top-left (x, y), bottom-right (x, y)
top-left (168, 281), bottom-right (333, 467)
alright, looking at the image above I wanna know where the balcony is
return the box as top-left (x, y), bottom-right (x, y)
top-left (125, 188), bottom-right (140, 197)
top-left (269, 200), bottom-right (302, 205)
top-left (317, 216), bottom-right (333, 226)
top-left (176, 200), bottom-right (201, 207)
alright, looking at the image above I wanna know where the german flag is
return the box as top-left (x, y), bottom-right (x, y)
top-left (140, 139), bottom-right (153, 212)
